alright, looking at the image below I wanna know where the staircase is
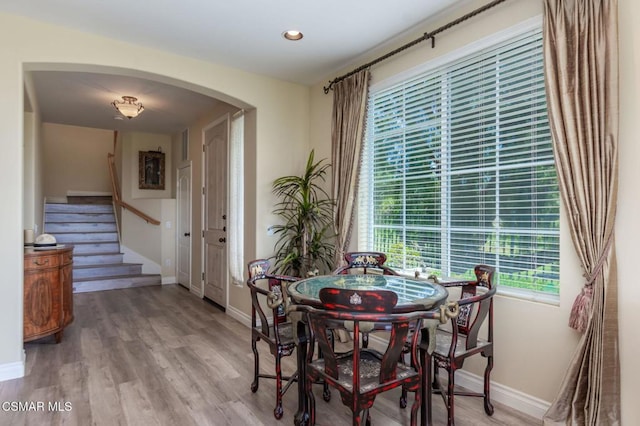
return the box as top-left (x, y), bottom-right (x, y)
top-left (44, 200), bottom-right (162, 293)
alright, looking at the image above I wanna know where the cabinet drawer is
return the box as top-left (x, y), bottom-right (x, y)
top-left (24, 254), bottom-right (60, 270)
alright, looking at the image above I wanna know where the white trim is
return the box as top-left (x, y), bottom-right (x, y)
top-left (371, 15), bottom-right (543, 93)
top-left (455, 369), bottom-right (550, 420)
top-left (176, 162), bottom-right (193, 292)
top-left (0, 352), bottom-right (25, 382)
top-left (368, 334), bottom-right (548, 420)
top-left (226, 304), bottom-right (251, 328)
top-left (66, 190), bottom-right (112, 197)
top-left (162, 276), bottom-right (176, 285)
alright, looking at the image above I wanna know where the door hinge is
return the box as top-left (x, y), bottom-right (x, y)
top-left (202, 187), bottom-right (205, 195)
top-left (202, 230), bottom-right (205, 238)
top-left (202, 272), bottom-right (205, 281)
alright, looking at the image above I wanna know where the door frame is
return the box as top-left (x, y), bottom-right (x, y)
top-left (201, 114), bottom-right (230, 307)
top-left (176, 162), bottom-right (194, 294)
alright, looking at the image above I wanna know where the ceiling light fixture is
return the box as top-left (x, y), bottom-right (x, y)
top-left (112, 96), bottom-right (144, 119)
top-left (283, 30), bottom-right (303, 41)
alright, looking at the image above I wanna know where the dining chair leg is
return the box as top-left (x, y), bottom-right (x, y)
top-left (306, 372), bottom-right (316, 426)
top-left (483, 354), bottom-right (494, 415)
top-left (250, 338), bottom-right (259, 393)
top-left (294, 322), bottom-right (310, 426)
top-left (274, 353), bottom-right (284, 419)
top-left (352, 408), bottom-right (367, 426)
top-left (446, 368), bottom-right (455, 426)
top-left (410, 385), bottom-right (421, 426)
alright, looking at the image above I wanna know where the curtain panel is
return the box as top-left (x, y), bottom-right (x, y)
top-left (330, 70), bottom-right (371, 266)
top-left (542, 0), bottom-right (620, 424)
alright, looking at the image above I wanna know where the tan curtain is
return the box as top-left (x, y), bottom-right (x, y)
top-left (331, 70), bottom-right (371, 266)
top-left (542, 1), bottom-right (620, 425)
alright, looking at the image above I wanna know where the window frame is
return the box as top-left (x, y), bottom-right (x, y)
top-left (358, 16), bottom-right (560, 303)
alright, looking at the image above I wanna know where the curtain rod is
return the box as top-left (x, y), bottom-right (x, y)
top-left (323, 0), bottom-right (509, 94)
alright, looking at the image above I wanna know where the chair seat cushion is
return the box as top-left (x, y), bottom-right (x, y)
top-left (308, 350), bottom-right (418, 393)
top-left (433, 329), bottom-right (491, 358)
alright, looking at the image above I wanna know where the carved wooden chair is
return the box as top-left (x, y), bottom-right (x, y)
top-left (333, 251), bottom-right (399, 348)
top-left (333, 251), bottom-right (400, 276)
top-left (400, 265), bottom-right (497, 425)
top-left (290, 287), bottom-right (441, 426)
top-left (247, 259), bottom-right (300, 419)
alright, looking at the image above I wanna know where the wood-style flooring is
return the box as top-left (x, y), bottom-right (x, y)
top-left (0, 285), bottom-right (540, 425)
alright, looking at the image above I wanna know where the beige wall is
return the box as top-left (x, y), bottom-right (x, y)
top-left (310, 0), bottom-right (637, 423)
top-left (126, 132), bottom-right (172, 200)
top-left (617, 0), bottom-right (640, 424)
top-left (42, 123), bottom-right (113, 199)
top-left (0, 12), bottom-right (310, 378)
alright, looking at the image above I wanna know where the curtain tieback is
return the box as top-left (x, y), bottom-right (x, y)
top-left (584, 232), bottom-right (614, 287)
top-left (568, 233), bottom-right (614, 333)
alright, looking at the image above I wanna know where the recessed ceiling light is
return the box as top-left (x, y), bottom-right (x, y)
top-left (283, 30), bottom-right (303, 41)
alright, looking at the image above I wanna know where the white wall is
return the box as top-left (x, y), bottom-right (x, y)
top-left (0, 12), bottom-right (310, 380)
top-left (310, 0), bottom-right (637, 423)
top-left (23, 75), bottom-right (45, 237)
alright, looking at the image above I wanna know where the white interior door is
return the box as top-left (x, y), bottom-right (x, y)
top-left (203, 116), bottom-right (228, 308)
top-left (177, 164), bottom-right (193, 293)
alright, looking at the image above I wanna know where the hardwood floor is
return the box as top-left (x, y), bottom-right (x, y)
top-left (0, 285), bottom-right (539, 425)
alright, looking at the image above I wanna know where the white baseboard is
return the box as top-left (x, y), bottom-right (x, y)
top-left (66, 190), bottom-right (112, 196)
top-left (227, 305), bottom-right (252, 328)
top-left (368, 334), bottom-right (549, 420)
top-left (454, 369), bottom-right (550, 420)
top-left (0, 351), bottom-right (25, 382)
top-left (162, 276), bottom-right (176, 285)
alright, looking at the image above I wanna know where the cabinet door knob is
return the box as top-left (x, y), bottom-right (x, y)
top-left (184, 233), bottom-right (191, 237)
top-left (219, 237), bottom-right (226, 243)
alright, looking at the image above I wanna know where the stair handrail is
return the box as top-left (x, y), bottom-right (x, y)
top-left (108, 134), bottom-right (160, 226)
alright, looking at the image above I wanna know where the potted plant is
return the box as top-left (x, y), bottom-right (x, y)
top-left (271, 150), bottom-right (335, 277)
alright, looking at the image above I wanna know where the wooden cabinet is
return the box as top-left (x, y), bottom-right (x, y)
top-left (23, 246), bottom-right (74, 343)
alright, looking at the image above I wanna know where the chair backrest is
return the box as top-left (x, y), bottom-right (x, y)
top-left (303, 288), bottom-right (430, 387)
top-left (333, 251), bottom-right (399, 276)
top-left (247, 259), bottom-right (298, 333)
top-left (440, 265), bottom-right (496, 350)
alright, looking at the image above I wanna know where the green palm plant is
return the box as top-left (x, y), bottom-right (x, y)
top-left (271, 150), bottom-right (335, 277)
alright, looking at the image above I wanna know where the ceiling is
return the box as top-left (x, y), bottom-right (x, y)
top-left (4, 0), bottom-right (468, 134)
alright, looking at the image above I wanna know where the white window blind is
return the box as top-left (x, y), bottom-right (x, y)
top-left (359, 28), bottom-right (560, 295)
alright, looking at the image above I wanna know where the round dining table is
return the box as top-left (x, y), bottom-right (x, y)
top-left (286, 273), bottom-right (452, 426)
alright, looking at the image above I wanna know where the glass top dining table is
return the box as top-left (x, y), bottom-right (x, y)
top-left (286, 273), bottom-right (451, 426)
top-left (286, 273), bottom-right (449, 313)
